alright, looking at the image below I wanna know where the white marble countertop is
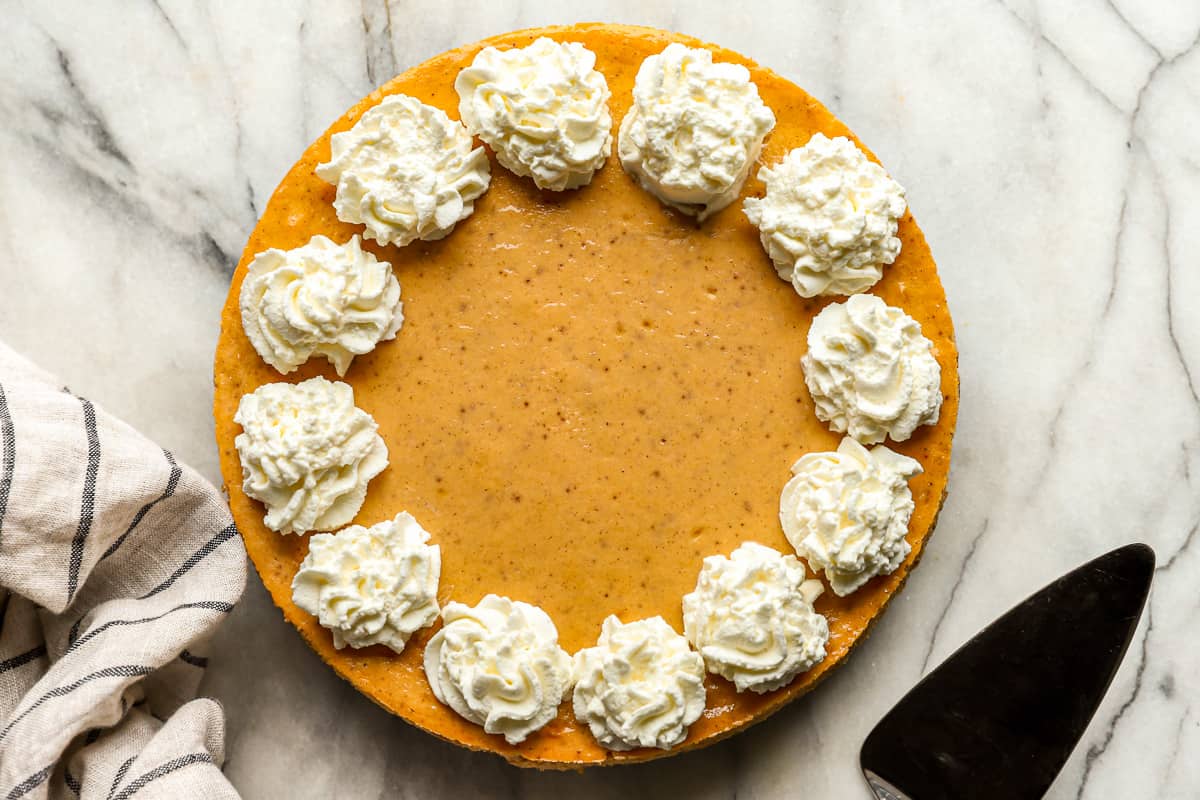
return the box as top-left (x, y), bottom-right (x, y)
top-left (2, 1), bottom-right (1197, 797)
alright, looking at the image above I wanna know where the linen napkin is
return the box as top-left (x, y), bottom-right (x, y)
top-left (0, 341), bottom-right (245, 799)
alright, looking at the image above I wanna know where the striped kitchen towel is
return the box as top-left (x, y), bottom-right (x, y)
top-left (0, 341), bottom-right (245, 799)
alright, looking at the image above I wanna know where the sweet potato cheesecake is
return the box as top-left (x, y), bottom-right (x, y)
top-left (212, 23), bottom-right (958, 767)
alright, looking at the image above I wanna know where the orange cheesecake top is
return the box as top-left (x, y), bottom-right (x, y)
top-left (213, 23), bottom-right (958, 767)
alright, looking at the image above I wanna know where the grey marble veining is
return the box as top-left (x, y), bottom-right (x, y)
top-left (2, 1), bottom-right (1198, 797)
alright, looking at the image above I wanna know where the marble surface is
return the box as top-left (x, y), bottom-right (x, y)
top-left (1, 0), bottom-right (1197, 797)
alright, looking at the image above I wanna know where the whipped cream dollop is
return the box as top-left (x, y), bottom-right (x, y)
top-left (743, 134), bottom-right (907, 298)
top-left (802, 293), bottom-right (942, 444)
top-left (618, 43), bottom-right (775, 221)
top-left (682, 542), bottom-right (829, 693)
top-left (456, 37), bottom-right (612, 191)
top-left (424, 595), bottom-right (573, 744)
top-left (239, 235), bottom-right (403, 376)
top-left (572, 615), bottom-right (706, 751)
top-left (234, 376), bottom-right (388, 534)
top-left (315, 94), bottom-right (491, 247)
top-left (780, 437), bottom-right (923, 596)
top-left (291, 512), bottom-right (440, 652)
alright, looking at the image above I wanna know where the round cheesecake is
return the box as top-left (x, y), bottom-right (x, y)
top-left (213, 23), bottom-right (958, 767)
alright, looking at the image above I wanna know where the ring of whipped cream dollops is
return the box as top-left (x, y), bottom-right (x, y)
top-left (232, 35), bottom-right (943, 752)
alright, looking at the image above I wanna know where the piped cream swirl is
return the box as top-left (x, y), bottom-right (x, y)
top-left (234, 376), bottom-right (387, 534)
top-left (239, 235), bottom-right (403, 376)
top-left (780, 437), bottom-right (922, 596)
top-left (316, 94), bottom-right (490, 246)
top-left (456, 37), bottom-right (612, 191)
top-left (743, 134), bottom-right (906, 298)
top-left (683, 542), bottom-right (828, 693)
top-left (424, 595), bottom-right (573, 744)
top-left (291, 512), bottom-right (440, 652)
top-left (572, 616), bottom-right (705, 751)
top-left (618, 43), bottom-right (775, 221)
top-left (802, 293), bottom-right (942, 444)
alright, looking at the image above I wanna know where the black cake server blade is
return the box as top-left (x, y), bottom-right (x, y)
top-left (859, 542), bottom-right (1154, 800)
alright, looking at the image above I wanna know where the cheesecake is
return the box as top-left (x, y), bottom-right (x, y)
top-left (212, 22), bottom-right (958, 768)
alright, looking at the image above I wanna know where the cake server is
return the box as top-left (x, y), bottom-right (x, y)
top-left (859, 542), bottom-right (1154, 800)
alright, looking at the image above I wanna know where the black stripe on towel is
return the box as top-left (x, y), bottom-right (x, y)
top-left (139, 523), bottom-right (238, 599)
top-left (100, 449), bottom-right (181, 562)
top-left (178, 649), bottom-right (208, 668)
top-left (4, 764), bottom-right (53, 800)
top-left (0, 644), bottom-right (46, 674)
top-left (107, 755), bottom-right (136, 800)
top-left (110, 752), bottom-right (215, 800)
top-left (66, 397), bottom-right (101, 603)
top-left (67, 614), bottom-right (86, 647)
top-left (66, 601), bottom-right (234, 655)
top-left (0, 383), bottom-right (14, 546)
top-left (0, 664), bottom-right (153, 744)
top-left (64, 765), bottom-right (81, 795)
